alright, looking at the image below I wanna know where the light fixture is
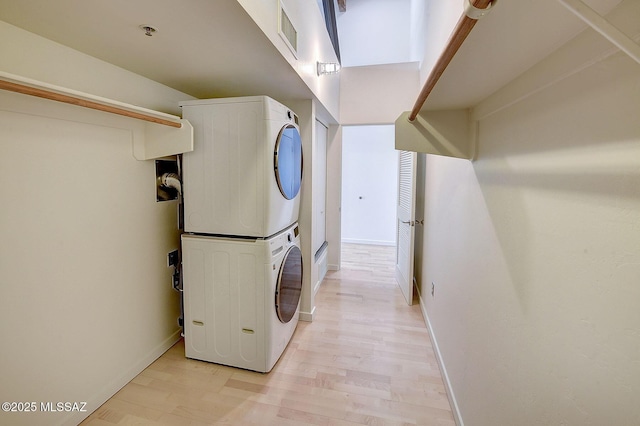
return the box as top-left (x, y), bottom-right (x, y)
top-left (139, 25), bottom-right (158, 37)
top-left (317, 61), bottom-right (341, 76)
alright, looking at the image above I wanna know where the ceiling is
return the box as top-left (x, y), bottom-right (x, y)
top-left (0, 0), bottom-right (313, 101)
top-left (0, 0), bottom-right (629, 114)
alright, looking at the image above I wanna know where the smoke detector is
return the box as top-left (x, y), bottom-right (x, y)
top-left (139, 25), bottom-right (158, 37)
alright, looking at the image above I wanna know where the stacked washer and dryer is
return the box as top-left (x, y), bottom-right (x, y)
top-left (179, 96), bottom-right (303, 373)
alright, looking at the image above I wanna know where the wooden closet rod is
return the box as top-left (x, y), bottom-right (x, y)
top-left (408, 0), bottom-right (494, 121)
top-left (0, 79), bottom-right (182, 128)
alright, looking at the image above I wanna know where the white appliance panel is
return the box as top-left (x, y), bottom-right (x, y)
top-left (181, 96), bottom-right (301, 238)
top-left (182, 223), bottom-right (301, 372)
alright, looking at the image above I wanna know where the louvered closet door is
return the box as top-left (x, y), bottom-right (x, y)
top-left (395, 150), bottom-right (416, 305)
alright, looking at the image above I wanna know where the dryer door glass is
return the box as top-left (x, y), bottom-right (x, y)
top-left (276, 245), bottom-right (303, 323)
top-left (274, 125), bottom-right (303, 200)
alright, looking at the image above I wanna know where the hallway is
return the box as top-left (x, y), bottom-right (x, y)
top-left (82, 244), bottom-right (454, 425)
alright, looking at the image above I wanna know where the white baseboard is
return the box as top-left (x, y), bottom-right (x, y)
top-left (315, 251), bottom-right (328, 295)
top-left (328, 264), bottom-right (339, 271)
top-left (298, 306), bottom-right (315, 322)
top-left (64, 329), bottom-right (182, 426)
top-left (417, 289), bottom-right (464, 426)
top-left (341, 238), bottom-right (396, 246)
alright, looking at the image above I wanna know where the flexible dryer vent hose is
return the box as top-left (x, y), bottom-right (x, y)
top-left (161, 173), bottom-right (182, 195)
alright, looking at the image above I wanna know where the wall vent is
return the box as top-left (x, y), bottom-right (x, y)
top-left (279, 2), bottom-right (298, 57)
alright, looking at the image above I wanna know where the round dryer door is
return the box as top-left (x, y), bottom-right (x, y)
top-left (275, 245), bottom-right (303, 323)
top-left (274, 124), bottom-right (303, 200)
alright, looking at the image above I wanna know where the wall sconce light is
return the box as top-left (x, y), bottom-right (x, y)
top-left (317, 61), bottom-right (341, 76)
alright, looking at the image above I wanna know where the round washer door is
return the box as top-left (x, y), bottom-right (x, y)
top-left (274, 124), bottom-right (303, 200)
top-left (275, 245), bottom-right (303, 323)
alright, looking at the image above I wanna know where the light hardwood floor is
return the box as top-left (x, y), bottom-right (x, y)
top-left (81, 243), bottom-right (454, 425)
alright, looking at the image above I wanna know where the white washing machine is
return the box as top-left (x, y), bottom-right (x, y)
top-left (181, 223), bottom-right (302, 373)
top-left (180, 96), bottom-right (303, 238)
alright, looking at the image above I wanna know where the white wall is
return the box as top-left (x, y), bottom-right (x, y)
top-left (0, 21), bottom-right (193, 426)
top-left (340, 62), bottom-right (419, 125)
top-left (415, 1), bottom-right (461, 84)
top-left (420, 50), bottom-right (640, 425)
top-left (286, 99), bottom-right (318, 321)
top-left (237, 0), bottom-right (340, 120)
top-left (326, 124), bottom-right (343, 270)
top-left (335, 0), bottom-right (458, 72)
top-left (286, 98), bottom-right (343, 320)
top-left (336, 0), bottom-right (412, 67)
top-left (409, 0), bottom-right (427, 63)
top-left (341, 125), bottom-right (398, 246)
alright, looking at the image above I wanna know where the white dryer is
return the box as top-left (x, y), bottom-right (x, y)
top-left (181, 223), bottom-right (302, 373)
top-left (180, 96), bottom-right (303, 238)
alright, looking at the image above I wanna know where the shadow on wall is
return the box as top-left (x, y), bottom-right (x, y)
top-left (473, 54), bottom-right (640, 311)
top-left (421, 53), bottom-right (640, 425)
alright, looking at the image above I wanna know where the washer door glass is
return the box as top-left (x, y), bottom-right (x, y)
top-left (276, 245), bottom-right (303, 323)
top-left (274, 124), bottom-right (303, 200)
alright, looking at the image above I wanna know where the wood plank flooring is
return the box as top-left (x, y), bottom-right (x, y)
top-left (81, 243), bottom-right (454, 425)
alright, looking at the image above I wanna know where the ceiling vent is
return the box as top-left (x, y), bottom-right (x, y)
top-left (279, 2), bottom-right (298, 57)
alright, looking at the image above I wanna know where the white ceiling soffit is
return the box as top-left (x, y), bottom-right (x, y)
top-left (424, 0), bottom-right (625, 111)
top-left (0, 0), bottom-right (312, 100)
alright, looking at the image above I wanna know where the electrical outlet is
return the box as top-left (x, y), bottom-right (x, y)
top-left (167, 250), bottom-right (179, 267)
top-left (431, 282), bottom-right (435, 297)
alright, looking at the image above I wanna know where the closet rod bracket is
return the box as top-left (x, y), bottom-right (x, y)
top-left (464, 0), bottom-right (497, 20)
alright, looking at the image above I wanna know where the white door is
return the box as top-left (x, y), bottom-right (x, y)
top-left (313, 120), bottom-right (328, 255)
top-left (395, 150), bottom-right (417, 305)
